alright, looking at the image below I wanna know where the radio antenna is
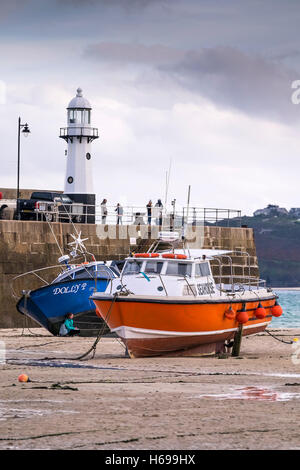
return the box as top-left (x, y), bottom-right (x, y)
top-left (164, 157), bottom-right (172, 209)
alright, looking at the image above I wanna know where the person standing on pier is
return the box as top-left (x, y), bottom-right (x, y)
top-left (115, 203), bottom-right (123, 225)
top-left (146, 200), bottom-right (152, 225)
top-left (101, 199), bottom-right (107, 224)
top-left (155, 199), bottom-right (163, 226)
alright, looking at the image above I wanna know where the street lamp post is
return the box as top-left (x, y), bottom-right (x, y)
top-left (16, 117), bottom-right (30, 219)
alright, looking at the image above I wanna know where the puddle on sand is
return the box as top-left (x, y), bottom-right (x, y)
top-left (0, 404), bottom-right (79, 421)
top-left (194, 386), bottom-right (300, 402)
top-left (0, 399), bottom-right (66, 404)
top-left (7, 358), bottom-right (124, 370)
top-left (0, 397), bottom-right (79, 421)
top-left (262, 373), bottom-right (300, 379)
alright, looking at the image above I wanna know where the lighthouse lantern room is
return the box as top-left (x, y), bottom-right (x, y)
top-left (59, 87), bottom-right (98, 223)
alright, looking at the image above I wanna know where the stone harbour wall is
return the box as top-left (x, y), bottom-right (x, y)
top-left (0, 220), bottom-right (259, 328)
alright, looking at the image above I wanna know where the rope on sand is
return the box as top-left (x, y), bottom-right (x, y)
top-left (73, 292), bottom-right (119, 361)
top-left (265, 329), bottom-right (294, 345)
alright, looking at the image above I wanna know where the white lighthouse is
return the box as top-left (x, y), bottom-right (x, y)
top-left (59, 87), bottom-right (98, 222)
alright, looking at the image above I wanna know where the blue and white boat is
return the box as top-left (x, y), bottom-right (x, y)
top-left (12, 231), bottom-right (124, 336)
top-left (15, 258), bottom-right (122, 336)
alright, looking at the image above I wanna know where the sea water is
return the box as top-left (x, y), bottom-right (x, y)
top-left (271, 290), bottom-right (300, 328)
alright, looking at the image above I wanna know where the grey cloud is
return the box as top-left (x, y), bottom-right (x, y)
top-left (0, 0), bottom-right (31, 22)
top-left (56, 0), bottom-right (170, 8)
top-left (85, 42), bottom-right (186, 65)
top-left (161, 47), bottom-right (299, 123)
top-left (85, 41), bottom-right (300, 123)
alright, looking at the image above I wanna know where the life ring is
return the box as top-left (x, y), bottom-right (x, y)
top-left (162, 253), bottom-right (187, 260)
top-left (176, 254), bottom-right (187, 260)
top-left (134, 253), bottom-right (150, 258)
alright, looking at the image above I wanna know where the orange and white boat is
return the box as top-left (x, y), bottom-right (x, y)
top-left (91, 240), bottom-right (282, 358)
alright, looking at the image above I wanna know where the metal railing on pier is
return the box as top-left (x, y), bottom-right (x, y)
top-left (20, 203), bottom-right (242, 227)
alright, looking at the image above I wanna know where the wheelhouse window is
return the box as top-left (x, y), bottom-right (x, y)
top-left (195, 262), bottom-right (210, 277)
top-left (95, 265), bottom-right (115, 278)
top-left (55, 264), bottom-right (115, 282)
top-left (123, 260), bottom-right (143, 275)
top-left (73, 266), bottom-right (96, 279)
top-left (144, 261), bottom-right (164, 274)
top-left (166, 262), bottom-right (192, 277)
top-left (75, 265), bottom-right (115, 280)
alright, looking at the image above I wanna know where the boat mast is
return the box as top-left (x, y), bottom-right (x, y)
top-left (182, 185), bottom-right (191, 257)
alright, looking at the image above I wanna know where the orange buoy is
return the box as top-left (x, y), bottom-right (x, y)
top-left (271, 301), bottom-right (283, 317)
top-left (176, 254), bottom-right (187, 260)
top-left (236, 308), bottom-right (249, 324)
top-left (255, 302), bottom-right (266, 319)
top-left (224, 307), bottom-right (235, 320)
top-left (150, 253), bottom-right (160, 258)
top-left (18, 374), bottom-right (30, 383)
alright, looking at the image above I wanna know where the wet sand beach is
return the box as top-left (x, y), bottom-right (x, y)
top-left (1, 328), bottom-right (300, 450)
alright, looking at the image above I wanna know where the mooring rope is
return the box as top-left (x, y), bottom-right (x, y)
top-left (265, 329), bottom-right (294, 345)
top-left (73, 292), bottom-right (119, 361)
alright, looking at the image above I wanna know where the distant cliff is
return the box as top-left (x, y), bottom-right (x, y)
top-left (239, 215), bottom-right (300, 287)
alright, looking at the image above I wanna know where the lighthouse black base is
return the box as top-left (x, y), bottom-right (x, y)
top-left (65, 193), bottom-right (96, 224)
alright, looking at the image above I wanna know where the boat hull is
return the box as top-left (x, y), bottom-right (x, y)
top-left (92, 295), bottom-right (276, 357)
top-left (17, 278), bottom-right (111, 336)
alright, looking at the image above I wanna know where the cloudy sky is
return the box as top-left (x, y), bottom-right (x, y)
top-left (1, 0), bottom-right (300, 215)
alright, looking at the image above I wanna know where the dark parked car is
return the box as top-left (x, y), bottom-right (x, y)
top-left (17, 192), bottom-right (78, 222)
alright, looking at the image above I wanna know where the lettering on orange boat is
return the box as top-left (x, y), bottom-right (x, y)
top-left (197, 282), bottom-right (215, 295)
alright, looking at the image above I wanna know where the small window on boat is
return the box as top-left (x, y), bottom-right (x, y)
top-left (195, 262), bottom-right (210, 277)
top-left (95, 265), bottom-right (115, 279)
top-left (73, 266), bottom-right (96, 279)
top-left (166, 262), bottom-right (192, 277)
top-left (123, 260), bottom-right (143, 275)
top-left (144, 261), bottom-right (164, 274)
